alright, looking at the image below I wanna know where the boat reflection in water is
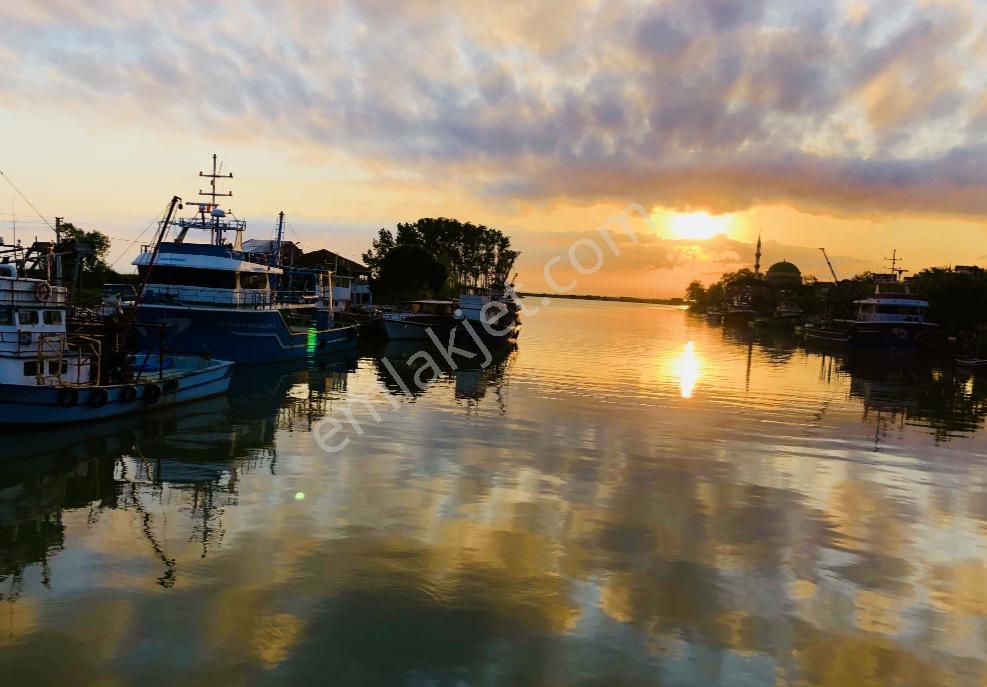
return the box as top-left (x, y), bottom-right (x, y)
top-left (808, 350), bottom-right (987, 448)
top-left (366, 337), bottom-right (516, 410)
top-left (5, 301), bottom-right (987, 686)
top-left (0, 352), bottom-right (359, 594)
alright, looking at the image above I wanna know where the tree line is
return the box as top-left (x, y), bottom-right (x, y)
top-left (362, 217), bottom-right (519, 302)
top-left (687, 265), bottom-right (987, 352)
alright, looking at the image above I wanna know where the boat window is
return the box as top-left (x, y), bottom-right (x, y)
top-left (239, 272), bottom-right (268, 290)
top-left (43, 310), bottom-right (63, 325)
top-left (18, 310), bottom-right (39, 325)
top-left (138, 266), bottom-right (236, 289)
top-left (0, 307), bottom-right (10, 325)
top-left (48, 360), bottom-right (67, 374)
top-left (876, 305), bottom-right (923, 315)
top-left (23, 361), bottom-right (38, 376)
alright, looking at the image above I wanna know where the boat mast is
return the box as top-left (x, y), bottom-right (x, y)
top-left (884, 249), bottom-right (907, 281)
top-left (274, 211), bottom-right (285, 268)
top-left (198, 154), bottom-right (233, 246)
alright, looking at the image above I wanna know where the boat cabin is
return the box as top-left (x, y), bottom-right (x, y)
top-left (854, 274), bottom-right (928, 324)
top-left (0, 269), bottom-right (90, 385)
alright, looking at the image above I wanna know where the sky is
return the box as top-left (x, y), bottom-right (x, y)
top-left (1, 0), bottom-right (986, 297)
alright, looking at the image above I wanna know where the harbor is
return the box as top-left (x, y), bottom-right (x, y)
top-left (4, 1), bottom-right (987, 685)
top-left (2, 299), bottom-right (987, 686)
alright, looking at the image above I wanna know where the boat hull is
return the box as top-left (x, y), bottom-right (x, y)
top-left (382, 319), bottom-right (449, 341)
top-left (0, 358), bottom-right (233, 426)
top-left (134, 304), bottom-right (359, 363)
top-left (723, 310), bottom-right (757, 326)
top-left (805, 321), bottom-right (934, 352)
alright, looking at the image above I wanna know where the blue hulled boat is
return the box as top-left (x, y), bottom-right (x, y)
top-left (805, 271), bottom-right (938, 352)
top-left (131, 157), bottom-right (359, 364)
top-left (0, 264), bottom-right (233, 426)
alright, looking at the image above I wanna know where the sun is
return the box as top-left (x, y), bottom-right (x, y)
top-left (666, 211), bottom-right (733, 240)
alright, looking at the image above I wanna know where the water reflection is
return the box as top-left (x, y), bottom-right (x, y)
top-left (0, 304), bottom-right (986, 686)
top-left (671, 340), bottom-right (702, 398)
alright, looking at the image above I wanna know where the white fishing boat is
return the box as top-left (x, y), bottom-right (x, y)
top-left (454, 283), bottom-right (520, 340)
top-left (0, 265), bottom-right (233, 426)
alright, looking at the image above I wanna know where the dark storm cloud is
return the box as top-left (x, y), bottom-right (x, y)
top-left (1, 0), bottom-right (985, 217)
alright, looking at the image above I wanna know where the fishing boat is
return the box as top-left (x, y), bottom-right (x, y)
top-left (722, 295), bottom-right (758, 326)
top-left (131, 157), bottom-right (359, 364)
top-left (805, 272), bottom-right (937, 352)
top-left (0, 265), bottom-right (233, 425)
top-left (381, 300), bottom-right (457, 341)
top-left (454, 283), bottom-right (521, 341)
top-left (753, 303), bottom-right (805, 330)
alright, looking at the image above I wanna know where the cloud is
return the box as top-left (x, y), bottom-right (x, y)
top-left (1, 0), bottom-right (986, 218)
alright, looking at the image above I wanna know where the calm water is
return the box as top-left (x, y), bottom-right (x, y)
top-left (2, 300), bottom-right (987, 686)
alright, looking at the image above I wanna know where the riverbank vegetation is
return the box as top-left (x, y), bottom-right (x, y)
top-left (362, 218), bottom-right (519, 302)
top-left (687, 265), bottom-right (987, 354)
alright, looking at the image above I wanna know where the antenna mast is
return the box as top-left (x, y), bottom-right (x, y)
top-left (198, 154), bottom-right (233, 245)
top-left (883, 249), bottom-right (907, 280)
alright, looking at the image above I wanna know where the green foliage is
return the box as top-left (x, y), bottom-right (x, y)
top-left (912, 266), bottom-right (987, 334)
top-left (361, 217), bottom-right (519, 301)
top-left (361, 228), bottom-right (396, 279)
top-left (375, 245), bottom-right (449, 302)
top-left (59, 222), bottom-right (110, 271)
top-left (684, 267), bottom-right (824, 316)
top-left (825, 273), bottom-right (874, 318)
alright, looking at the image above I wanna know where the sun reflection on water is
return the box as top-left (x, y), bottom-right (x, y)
top-left (673, 340), bottom-right (702, 399)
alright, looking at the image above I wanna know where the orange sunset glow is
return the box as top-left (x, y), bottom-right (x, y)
top-left (1, 1), bottom-right (985, 297)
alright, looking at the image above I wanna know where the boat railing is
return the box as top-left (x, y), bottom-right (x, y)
top-left (143, 285), bottom-right (325, 310)
top-left (0, 330), bottom-right (67, 356)
top-left (0, 281), bottom-right (70, 306)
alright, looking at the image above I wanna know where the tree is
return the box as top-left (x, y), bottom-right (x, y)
top-left (375, 245), bottom-right (448, 302)
top-left (59, 222), bottom-right (110, 272)
top-left (362, 218), bottom-right (519, 300)
top-left (686, 280), bottom-right (707, 311)
top-left (361, 228), bottom-right (396, 279)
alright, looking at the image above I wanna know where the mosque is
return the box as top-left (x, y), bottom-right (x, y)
top-left (754, 235), bottom-right (802, 287)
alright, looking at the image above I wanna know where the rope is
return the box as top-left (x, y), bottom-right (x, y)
top-left (108, 204), bottom-right (168, 270)
top-left (0, 169), bottom-right (55, 233)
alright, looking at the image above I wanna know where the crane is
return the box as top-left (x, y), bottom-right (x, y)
top-left (819, 247), bottom-right (839, 283)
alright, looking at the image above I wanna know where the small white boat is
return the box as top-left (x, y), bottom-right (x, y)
top-left (956, 357), bottom-right (987, 367)
top-left (382, 300), bottom-right (456, 341)
top-left (0, 267), bottom-right (232, 426)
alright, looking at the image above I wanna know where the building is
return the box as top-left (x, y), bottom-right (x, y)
top-left (765, 261), bottom-right (802, 288)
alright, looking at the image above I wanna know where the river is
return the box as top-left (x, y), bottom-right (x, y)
top-left (1, 299), bottom-right (985, 686)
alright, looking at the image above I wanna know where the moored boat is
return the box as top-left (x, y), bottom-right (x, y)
top-left (381, 300), bottom-right (457, 341)
top-left (454, 283), bottom-right (521, 341)
top-left (131, 158), bottom-right (359, 364)
top-left (0, 267), bottom-right (233, 426)
top-left (805, 272), bottom-right (937, 352)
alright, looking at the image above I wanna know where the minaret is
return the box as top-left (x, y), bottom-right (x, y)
top-left (754, 233), bottom-right (762, 276)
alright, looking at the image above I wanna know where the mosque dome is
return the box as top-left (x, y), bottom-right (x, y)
top-left (765, 260), bottom-right (802, 286)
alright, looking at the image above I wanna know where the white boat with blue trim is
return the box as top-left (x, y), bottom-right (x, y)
top-left (131, 157), bottom-right (359, 364)
top-left (0, 264), bottom-right (233, 425)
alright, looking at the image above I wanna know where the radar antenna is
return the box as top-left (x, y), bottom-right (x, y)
top-left (883, 249), bottom-right (908, 280)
